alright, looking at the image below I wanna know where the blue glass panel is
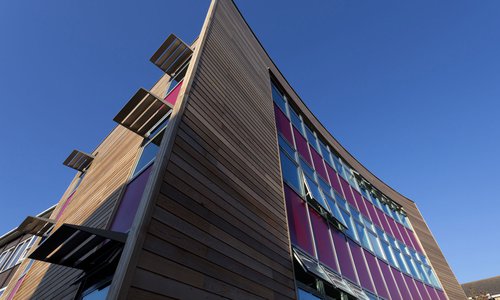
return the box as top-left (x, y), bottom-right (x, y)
top-left (355, 222), bottom-right (371, 249)
top-left (298, 289), bottom-right (322, 300)
top-left (304, 175), bottom-right (329, 210)
top-left (341, 210), bottom-right (357, 240)
top-left (82, 283), bottom-right (110, 300)
top-left (305, 126), bottom-right (319, 152)
top-left (133, 141), bottom-right (159, 177)
top-left (278, 135), bottom-right (295, 158)
top-left (289, 106), bottom-right (303, 131)
top-left (300, 158), bottom-right (315, 179)
top-left (271, 84), bottom-right (287, 112)
top-left (325, 194), bottom-right (348, 228)
top-left (280, 150), bottom-right (301, 193)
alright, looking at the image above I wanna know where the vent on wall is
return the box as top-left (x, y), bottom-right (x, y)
top-left (150, 34), bottom-right (193, 76)
top-left (113, 88), bottom-right (173, 137)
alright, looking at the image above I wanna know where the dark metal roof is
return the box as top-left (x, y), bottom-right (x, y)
top-left (462, 276), bottom-right (500, 297)
top-left (29, 224), bottom-right (127, 272)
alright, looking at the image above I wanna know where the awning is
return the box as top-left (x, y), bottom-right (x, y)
top-left (345, 281), bottom-right (370, 300)
top-left (29, 224), bottom-right (127, 272)
top-left (17, 216), bottom-right (55, 237)
top-left (150, 34), bottom-right (193, 76)
top-left (322, 267), bottom-right (357, 298)
top-left (63, 150), bottom-right (94, 172)
top-left (113, 88), bottom-right (172, 137)
top-left (293, 248), bottom-right (332, 284)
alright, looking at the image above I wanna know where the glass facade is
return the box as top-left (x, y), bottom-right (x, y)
top-left (272, 81), bottom-right (443, 299)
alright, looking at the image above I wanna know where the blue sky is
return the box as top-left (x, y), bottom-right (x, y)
top-left (0, 0), bottom-right (498, 284)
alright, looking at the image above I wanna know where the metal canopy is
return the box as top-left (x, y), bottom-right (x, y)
top-left (29, 224), bottom-right (127, 272)
top-left (150, 34), bottom-right (192, 75)
top-left (17, 216), bottom-right (55, 237)
top-left (63, 150), bottom-right (94, 172)
top-left (114, 88), bottom-right (172, 137)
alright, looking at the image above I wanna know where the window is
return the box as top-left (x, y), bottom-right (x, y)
top-left (278, 134), bottom-right (295, 160)
top-left (289, 106), bottom-right (303, 132)
top-left (298, 289), bottom-right (322, 300)
top-left (368, 230), bottom-right (384, 259)
top-left (81, 280), bottom-right (111, 300)
top-left (131, 116), bottom-right (170, 177)
top-left (340, 210), bottom-right (357, 240)
top-left (318, 140), bottom-right (332, 166)
top-left (271, 83), bottom-right (287, 112)
top-left (280, 151), bottom-right (302, 193)
top-left (305, 126), bottom-right (319, 152)
top-left (300, 158), bottom-right (315, 179)
top-left (0, 288), bottom-right (5, 298)
top-left (324, 194), bottom-right (348, 228)
top-left (2, 239), bottom-right (30, 271)
top-left (166, 60), bottom-right (189, 96)
top-left (303, 174), bottom-right (329, 211)
top-left (0, 248), bottom-right (13, 270)
top-left (355, 222), bottom-right (371, 250)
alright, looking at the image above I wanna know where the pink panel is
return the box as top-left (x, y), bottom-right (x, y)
top-left (365, 250), bottom-right (390, 300)
top-left (339, 177), bottom-right (357, 208)
top-left (365, 201), bottom-right (382, 228)
top-left (310, 148), bottom-right (328, 181)
top-left (435, 289), bottom-right (447, 300)
top-left (326, 164), bottom-right (343, 195)
top-left (164, 80), bottom-right (183, 105)
top-left (391, 267), bottom-right (414, 300)
top-left (6, 275), bottom-right (26, 300)
top-left (388, 216), bottom-right (404, 242)
top-left (55, 191), bottom-right (76, 220)
top-left (293, 127), bottom-right (312, 165)
top-left (284, 185), bottom-right (315, 256)
top-left (425, 284), bottom-right (439, 300)
top-left (331, 229), bottom-right (357, 283)
top-left (309, 207), bottom-right (338, 272)
top-left (353, 190), bottom-right (370, 219)
top-left (415, 280), bottom-right (431, 300)
top-left (349, 242), bottom-right (375, 293)
top-left (274, 105), bottom-right (293, 145)
top-left (379, 260), bottom-right (402, 300)
top-left (376, 208), bottom-right (394, 236)
top-left (397, 221), bottom-right (414, 249)
top-left (408, 229), bottom-right (423, 253)
top-left (404, 274), bottom-right (423, 300)
top-left (111, 166), bottom-right (152, 232)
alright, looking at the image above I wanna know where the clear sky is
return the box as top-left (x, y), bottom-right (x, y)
top-left (0, 0), bottom-right (498, 284)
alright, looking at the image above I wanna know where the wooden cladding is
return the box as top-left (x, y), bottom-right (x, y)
top-left (150, 34), bottom-right (193, 75)
top-left (114, 88), bottom-right (173, 137)
top-left (63, 150), bottom-right (94, 172)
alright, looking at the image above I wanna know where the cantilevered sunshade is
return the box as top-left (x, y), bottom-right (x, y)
top-left (63, 150), bottom-right (94, 172)
top-left (29, 224), bottom-right (126, 271)
top-left (17, 216), bottom-right (55, 237)
top-left (150, 34), bottom-right (193, 75)
top-left (113, 88), bottom-right (173, 137)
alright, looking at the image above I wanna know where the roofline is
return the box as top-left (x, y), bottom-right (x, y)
top-left (0, 204), bottom-right (57, 244)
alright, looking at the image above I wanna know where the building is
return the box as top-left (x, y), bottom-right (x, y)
top-left (462, 276), bottom-right (500, 300)
top-left (0, 206), bottom-right (55, 298)
top-left (0, 0), bottom-right (466, 299)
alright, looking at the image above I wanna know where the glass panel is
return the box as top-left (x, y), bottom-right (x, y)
top-left (415, 280), bottom-right (431, 300)
top-left (305, 126), bottom-right (319, 152)
top-left (3, 242), bottom-right (27, 270)
top-left (325, 194), bottom-right (347, 228)
top-left (391, 267), bottom-right (413, 300)
top-left (293, 127), bottom-right (312, 165)
top-left (298, 289), bottom-right (322, 300)
top-left (310, 147), bottom-right (328, 181)
top-left (353, 190), bottom-right (370, 219)
top-left (133, 132), bottom-right (164, 177)
top-left (278, 135), bottom-right (295, 159)
top-left (300, 158), bottom-right (315, 179)
top-left (164, 80), bottom-right (183, 106)
top-left (274, 105), bottom-right (294, 145)
top-left (364, 251), bottom-right (390, 300)
top-left (111, 165), bottom-right (153, 232)
top-left (148, 116), bottom-right (170, 139)
top-left (304, 175), bottom-right (329, 211)
top-left (319, 140), bottom-right (331, 163)
top-left (331, 229), bottom-right (358, 283)
top-left (284, 186), bottom-right (315, 256)
top-left (334, 191), bottom-right (348, 211)
top-left (289, 106), bottom-right (303, 131)
top-left (271, 84), bottom-right (287, 112)
top-left (368, 231), bottom-right (384, 259)
top-left (309, 208), bottom-right (338, 272)
top-left (340, 210), bottom-right (357, 240)
top-left (379, 260), bottom-right (402, 300)
top-left (365, 202), bottom-right (381, 228)
top-left (326, 164), bottom-right (343, 195)
top-left (339, 177), bottom-right (356, 208)
top-left (349, 241), bottom-right (375, 293)
top-left (280, 151), bottom-right (302, 193)
top-left (404, 274), bottom-right (421, 300)
top-left (318, 178), bottom-right (332, 197)
top-left (82, 282), bottom-right (111, 300)
top-left (355, 222), bottom-right (372, 250)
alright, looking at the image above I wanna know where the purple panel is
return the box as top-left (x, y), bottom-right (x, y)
top-left (284, 185), bottom-right (315, 256)
top-left (349, 241), bottom-right (375, 293)
top-left (407, 229), bottom-right (424, 253)
top-left (56, 191), bottom-right (76, 220)
top-left (425, 284), bottom-right (439, 300)
top-left (293, 127), bottom-right (312, 165)
top-left (379, 260), bottom-right (402, 300)
top-left (164, 80), bottom-right (183, 105)
top-left (376, 208), bottom-right (394, 237)
top-left (365, 250), bottom-right (390, 300)
top-left (435, 289), bottom-right (447, 300)
top-left (331, 229), bottom-right (357, 283)
top-left (391, 267), bottom-right (413, 300)
top-left (310, 148), bottom-right (328, 181)
top-left (111, 166), bottom-right (152, 232)
top-left (397, 221), bottom-right (414, 249)
top-left (353, 190), bottom-right (370, 220)
top-left (388, 216), bottom-right (404, 242)
top-left (415, 280), bottom-right (431, 300)
top-left (309, 207), bottom-right (338, 272)
top-left (366, 201), bottom-right (382, 228)
top-left (274, 105), bottom-right (294, 145)
top-left (339, 177), bottom-right (357, 208)
top-left (326, 164), bottom-right (343, 195)
top-left (404, 274), bottom-right (423, 300)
